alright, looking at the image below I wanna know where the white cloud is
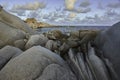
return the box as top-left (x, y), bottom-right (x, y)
top-left (65, 0), bottom-right (77, 11)
top-left (9, 10), bottom-right (26, 16)
top-left (0, 3), bottom-right (9, 9)
top-left (9, 1), bottom-right (46, 18)
top-left (27, 11), bottom-right (38, 18)
top-left (12, 1), bottom-right (46, 10)
top-left (79, 0), bottom-right (90, 7)
top-left (6, 0), bottom-right (119, 26)
top-left (64, 0), bottom-right (91, 13)
top-left (107, 2), bottom-right (120, 8)
top-left (78, 9), bottom-right (120, 25)
top-left (69, 12), bottom-right (76, 18)
top-left (46, 10), bottom-right (120, 25)
top-left (97, 2), bottom-right (104, 9)
top-left (105, 9), bottom-right (117, 16)
top-left (77, 7), bottom-right (91, 13)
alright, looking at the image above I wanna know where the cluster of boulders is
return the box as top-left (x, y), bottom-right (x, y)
top-left (0, 5), bottom-right (120, 80)
top-left (0, 46), bottom-right (77, 80)
top-left (0, 27), bottom-right (99, 80)
top-left (0, 6), bottom-right (77, 80)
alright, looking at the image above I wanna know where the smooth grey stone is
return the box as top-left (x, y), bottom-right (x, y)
top-left (0, 46), bottom-right (73, 80)
top-left (0, 46), bottom-right (22, 70)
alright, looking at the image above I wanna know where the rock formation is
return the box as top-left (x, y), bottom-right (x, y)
top-left (0, 22), bottom-right (26, 46)
top-left (45, 40), bottom-right (61, 53)
top-left (36, 64), bottom-right (77, 80)
top-left (14, 39), bottom-right (27, 50)
top-left (0, 46), bottom-right (76, 80)
top-left (94, 21), bottom-right (120, 80)
top-left (0, 6), bottom-right (36, 48)
top-left (0, 6), bottom-right (119, 80)
top-left (45, 30), bottom-right (64, 40)
top-left (0, 6), bottom-right (35, 34)
top-left (25, 34), bottom-right (48, 49)
top-left (0, 46), bottom-right (22, 70)
top-left (0, 40), bottom-right (5, 49)
top-left (24, 18), bottom-right (52, 28)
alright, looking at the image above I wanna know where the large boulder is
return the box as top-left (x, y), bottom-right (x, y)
top-left (0, 46), bottom-right (22, 70)
top-left (45, 40), bottom-right (60, 52)
top-left (94, 22), bottom-right (120, 80)
top-left (68, 30), bottom-right (90, 40)
top-left (36, 64), bottom-right (77, 80)
top-left (45, 30), bottom-right (63, 40)
top-left (0, 6), bottom-right (35, 34)
top-left (68, 31), bottom-right (80, 40)
top-left (25, 34), bottom-right (48, 49)
top-left (0, 46), bottom-right (76, 80)
top-left (14, 39), bottom-right (27, 50)
top-left (0, 40), bottom-right (5, 49)
top-left (0, 22), bottom-right (26, 46)
top-left (69, 30), bottom-right (99, 44)
top-left (59, 41), bottom-right (78, 54)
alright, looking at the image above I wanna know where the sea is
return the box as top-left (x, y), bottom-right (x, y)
top-left (36, 26), bottom-right (110, 33)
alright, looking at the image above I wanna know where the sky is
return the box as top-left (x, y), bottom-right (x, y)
top-left (0, 0), bottom-right (120, 26)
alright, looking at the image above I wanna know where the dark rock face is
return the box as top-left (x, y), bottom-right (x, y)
top-left (94, 22), bottom-right (120, 79)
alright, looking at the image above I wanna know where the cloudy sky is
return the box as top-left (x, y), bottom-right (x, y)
top-left (0, 0), bottom-right (120, 26)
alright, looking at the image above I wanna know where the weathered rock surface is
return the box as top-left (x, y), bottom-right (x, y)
top-left (14, 39), bottom-right (27, 50)
top-left (0, 46), bottom-right (75, 80)
top-left (68, 31), bottom-right (80, 40)
top-left (94, 22), bottom-right (120, 80)
top-left (24, 18), bottom-right (52, 29)
top-left (0, 40), bottom-right (5, 49)
top-left (87, 44), bottom-right (110, 80)
top-left (25, 34), bottom-right (48, 49)
top-left (69, 30), bottom-right (99, 44)
top-left (0, 22), bottom-right (26, 46)
top-left (0, 6), bottom-right (38, 48)
top-left (59, 41), bottom-right (79, 54)
top-left (0, 46), bottom-right (22, 70)
top-left (36, 64), bottom-right (77, 80)
top-left (0, 6), bottom-right (35, 34)
top-left (45, 30), bottom-right (63, 40)
top-left (45, 40), bottom-right (60, 52)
